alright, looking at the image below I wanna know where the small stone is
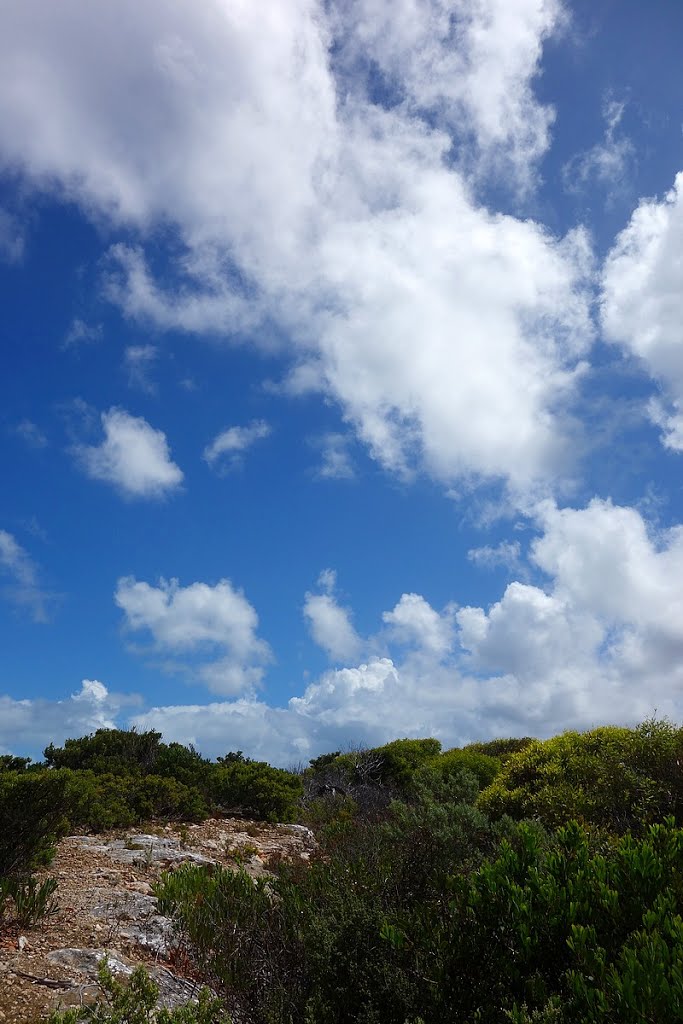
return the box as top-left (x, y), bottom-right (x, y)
top-left (17, 935), bottom-right (29, 951)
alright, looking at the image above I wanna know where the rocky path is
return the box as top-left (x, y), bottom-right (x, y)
top-left (0, 819), bottom-right (315, 1023)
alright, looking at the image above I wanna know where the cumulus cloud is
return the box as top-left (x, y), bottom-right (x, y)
top-left (458, 498), bottom-right (683, 729)
top-left (383, 593), bottom-right (454, 656)
top-left (115, 576), bottom-right (271, 695)
top-left (124, 344), bottom-right (159, 393)
top-left (0, 529), bottom-right (53, 622)
top-left (0, 0), bottom-right (595, 496)
top-left (7, 497), bottom-right (683, 764)
top-left (74, 407), bottom-right (183, 498)
top-left (203, 420), bottom-right (271, 473)
top-left (602, 172), bottom-right (683, 451)
top-left (0, 680), bottom-right (126, 758)
top-left (304, 574), bottom-right (363, 663)
top-left (331, 0), bottom-right (563, 189)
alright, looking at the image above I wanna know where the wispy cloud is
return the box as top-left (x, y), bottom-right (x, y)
top-left (63, 318), bottom-right (103, 349)
top-left (312, 432), bottom-right (356, 481)
top-left (0, 529), bottom-right (54, 622)
top-left (468, 540), bottom-right (523, 573)
top-left (12, 418), bottom-right (48, 449)
top-left (563, 96), bottom-right (635, 201)
top-left (124, 344), bottom-right (159, 394)
top-left (0, 207), bottom-right (25, 264)
top-left (203, 420), bottom-right (271, 474)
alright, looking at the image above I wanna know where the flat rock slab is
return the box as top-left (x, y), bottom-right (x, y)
top-left (71, 834), bottom-right (216, 867)
top-left (47, 948), bottom-right (203, 1009)
top-left (91, 887), bottom-right (174, 954)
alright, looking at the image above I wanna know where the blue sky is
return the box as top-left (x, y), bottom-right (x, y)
top-left (2, 0), bottom-right (683, 765)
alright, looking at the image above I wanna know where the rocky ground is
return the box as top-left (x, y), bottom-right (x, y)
top-left (0, 819), bottom-right (316, 1023)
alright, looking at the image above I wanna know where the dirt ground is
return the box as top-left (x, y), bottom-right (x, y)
top-left (0, 818), bottom-right (315, 1023)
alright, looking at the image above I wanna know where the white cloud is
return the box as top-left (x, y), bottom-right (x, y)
top-left (602, 172), bottom-right (683, 451)
top-left (383, 593), bottom-right (454, 656)
top-left (563, 97), bottom-right (634, 199)
top-left (203, 420), bottom-right (271, 473)
top-left (74, 407), bottom-right (183, 498)
top-left (331, 0), bottom-right (563, 190)
top-left (313, 432), bottom-right (355, 480)
top-left (468, 540), bottom-right (523, 572)
top-left (63, 318), bottom-right (103, 349)
top-left (0, 529), bottom-right (52, 622)
top-left (9, 497), bottom-right (683, 766)
top-left (458, 498), bottom-right (683, 729)
top-left (0, 0), bottom-right (595, 497)
top-left (0, 681), bottom-right (123, 758)
top-left (124, 344), bottom-right (159, 393)
top-left (115, 576), bottom-right (271, 696)
top-left (303, 582), bottom-right (363, 663)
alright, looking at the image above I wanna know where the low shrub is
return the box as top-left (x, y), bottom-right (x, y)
top-left (0, 875), bottom-right (59, 928)
top-left (47, 958), bottom-right (231, 1023)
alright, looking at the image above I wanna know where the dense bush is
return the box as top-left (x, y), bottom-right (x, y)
top-left (421, 746), bottom-right (501, 790)
top-left (210, 756), bottom-right (302, 822)
top-left (154, 785), bottom-right (525, 1024)
top-left (478, 719), bottom-right (683, 832)
top-left (44, 729), bottom-right (164, 775)
top-left (7, 721), bottom-right (683, 1021)
top-left (62, 771), bottom-right (210, 830)
top-left (0, 754), bottom-right (32, 772)
top-left (465, 737), bottom-right (536, 761)
top-left (36, 730), bottom-right (302, 827)
top-left (0, 771), bottom-right (71, 875)
top-left (155, 808), bottom-right (683, 1024)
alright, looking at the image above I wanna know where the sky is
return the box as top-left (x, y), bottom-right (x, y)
top-left (2, 0), bottom-right (683, 766)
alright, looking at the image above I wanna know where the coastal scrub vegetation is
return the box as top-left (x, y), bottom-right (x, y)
top-left (3, 719), bottom-right (683, 1020)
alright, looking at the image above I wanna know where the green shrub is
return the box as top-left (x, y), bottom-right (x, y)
top-left (431, 817), bottom-right (683, 1022)
top-left (61, 771), bottom-right (210, 831)
top-left (128, 776), bottom-right (209, 823)
top-left (154, 789), bottom-right (523, 1024)
top-left (465, 737), bottom-right (536, 762)
top-left (156, 803), bottom-right (683, 1023)
top-left (44, 728), bottom-right (163, 776)
top-left (210, 759), bottom-right (302, 822)
top-left (153, 743), bottom-right (213, 790)
top-left (1, 875), bottom-right (59, 927)
top-left (0, 771), bottom-right (71, 875)
top-left (431, 747), bottom-right (501, 790)
top-left (0, 754), bottom-right (32, 772)
top-left (478, 720), bottom-right (683, 832)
